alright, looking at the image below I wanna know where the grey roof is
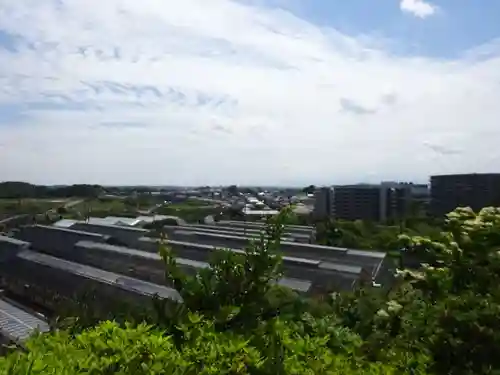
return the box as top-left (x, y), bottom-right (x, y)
top-left (103, 216), bottom-right (144, 226)
top-left (76, 240), bottom-right (210, 269)
top-left (185, 224), bottom-right (311, 239)
top-left (218, 220), bottom-right (315, 232)
top-left (171, 230), bottom-right (350, 259)
top-left (0, 299), bottom-right (49, 344)
top-left (73, 222), bottom-right (149, 233)
top-left (172, 225), bottom-right (311, 241)
top-left (0, 235), bottom-right (30, 247)
top-left (17, 250), bottom-right (182, 302)
top-left (319, 262), bottom-right (364, 274)
top-left (173, 229), bottom-right (296, 243)
top-left (174, 230), bottom-right (261, 241)
top-left (76, 240), bottom-right (159, 260)
top-left (276, 277), bottom-right (312, 292)
top-left (53, 219), bottom-right (78, 228)
top-left (75, 241), bottom-right (310, 292)
top-left (347, 249), bottom-right (386, 259)
top-left (136, 215), bottom-right (186, 225)
top-left (141, 237), bottom-right (321, 267)
top-left (23, 225), bottom-right (109, 240)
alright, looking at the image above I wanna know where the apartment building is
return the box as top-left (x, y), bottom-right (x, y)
top-left (333, 185), bottom-right (381, 221)
top-left (430, 173), bottom-right (500, 217)
top-left (313, 187), bottom-right (334, 220)
top-left (314, 183), bottom-right (419, 222)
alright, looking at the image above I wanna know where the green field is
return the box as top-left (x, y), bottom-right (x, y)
top-left (0, 198), bottom-right (70, 219)
top-left (156, 202), bottom-right (222, 222)
top-left (62, 196), bottom-right (164, 219)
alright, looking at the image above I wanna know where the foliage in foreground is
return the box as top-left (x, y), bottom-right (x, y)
top-left (2, 207), bottom-right (500, 374)
top-left (0, 317), bottom-right (404, 375)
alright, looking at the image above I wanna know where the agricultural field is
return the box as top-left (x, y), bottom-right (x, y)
top-left (62, 196), bottom-right (164, 219)
top-left (156, 201), bottom-right (223, 223)
top-left (0, 198), bottom-right (70, 220)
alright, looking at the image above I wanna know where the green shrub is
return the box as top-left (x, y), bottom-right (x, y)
top-left (0, 319), bottom-right (407, 375)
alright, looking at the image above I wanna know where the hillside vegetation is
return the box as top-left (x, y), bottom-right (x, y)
top-left (0, 182), bottom-right (103, 199)
top-left (1, 207), bottom-right (500, 374)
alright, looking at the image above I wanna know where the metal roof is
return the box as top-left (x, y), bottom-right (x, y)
top-left (276, 277), bottom-right (312, 292)
top-left (0, 299), bottom-right (49, 344)
top-left (104, 216), bottom-right (144, 227)
top-left (73, 222), bottom-right (149, 233)
top-left (76, 240), bottom-right (210, 269)
top-left (173, 229), bottom-right (295, 243)
top-left (140, 238), bottom-right (321, 267)
top-left (319, 262), bottom-right (364, 274)
top-left (23, 225), bottom-right (109, 240)
top-left (182, 224), bottom-right (312, 240)
top-left (87, 217), bottom-right (121, 226)
top-left (74, 241), bottom-right (310, 291)
top-left (241, 209), bottom-right (280, 216)
top-left (53, 219), bottom-right (78, 228)
top-left (219, 220), bottom-right (315, 231)
top-left (0, 235), bottom-right (30, 247)
top-left (347, 249), bottom-right (386, 259)
top-left (136, 215), bottom-right (185, 224)
top-left (17, 250), bottom-right (182, 302)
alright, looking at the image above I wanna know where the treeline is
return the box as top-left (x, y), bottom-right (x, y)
top-left (315, 217), bottom-right (445, 252)
top-left (0, 182), bottom-right (104, 199)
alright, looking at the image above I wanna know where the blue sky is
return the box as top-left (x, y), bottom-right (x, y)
top-left (0, 0), bottom-right (500, 186)
top-left (249, 0), bottom-right (500, 58)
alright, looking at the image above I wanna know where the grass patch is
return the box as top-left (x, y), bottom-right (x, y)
top-left (156, 204), bottom-right (222, 223)
top-left (0, 199), bottom-right (69, 217)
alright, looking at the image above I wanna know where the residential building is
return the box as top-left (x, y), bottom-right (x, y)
top-left (333, 185), bottom-right (381, 221)
top-left (314, 183), bottom-right (416, 222)
top-left (430, 173), bottom-right (500, 217)
top-left (313, 187), bottom-right (334, 220)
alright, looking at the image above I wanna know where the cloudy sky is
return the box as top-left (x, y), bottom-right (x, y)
top-left (0, 0), bottom-right (499, 186)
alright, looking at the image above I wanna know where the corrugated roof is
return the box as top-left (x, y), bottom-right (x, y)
top-left (0, 235), bottom-right (30, 247)
top-left (139, 238), bottom-right (325, 267)
top-left (173, 229), bottom-right (295, 243)
top-left (73, 222), bottom-right (149, 233)
top-left (53, 219), bottom-right (78, 228)
top-left (136, 215), bottom-right (186, 224)
top-left (23, 225), bottom-right (109, 240)
top-left (319, 262), bottom-right (363, 274)
top-left (241, 209), bottom-right (280, 216)
top-left (87, 217), bottom-right (120, 226)
top-left (76, 240), bottom-right (211, 269)
top-left (74, 240), bottom-right (309, 292)
top-left (104, 216), bottom-right (144, 226)
top-left (17, 250), bottom-right (182, 302)
top-left (0, 299), bottom-right (49, 344)
top-left (276, 277), bottom-right (312, 292)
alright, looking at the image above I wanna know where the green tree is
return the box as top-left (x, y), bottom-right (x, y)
top-left (302, 185), bottom-right (316, 194)
top-left (352, 207), bottom-right (500, 375)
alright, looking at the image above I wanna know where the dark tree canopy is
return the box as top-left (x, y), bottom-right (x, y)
top-left (0, 182), bottom-right (103, 199)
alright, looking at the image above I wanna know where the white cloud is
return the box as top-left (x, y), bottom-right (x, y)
top-left (0, 0), bottom-right (499, 186)
top-left (400, 0), bottom-right (437, 18)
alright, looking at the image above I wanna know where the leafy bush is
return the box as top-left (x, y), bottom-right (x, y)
top-left (157, 209), bottom-right (288, 330)
top-left (0, 319), bottom-right (407, 375)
